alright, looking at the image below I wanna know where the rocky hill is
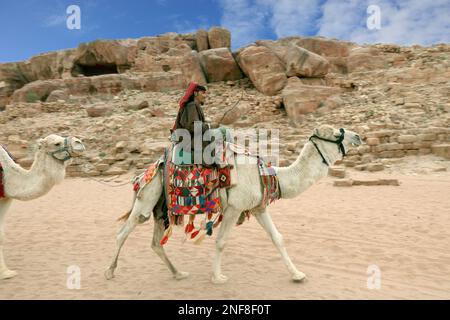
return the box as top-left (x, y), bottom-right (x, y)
top-left (1, 27), bottom-right (449, 177)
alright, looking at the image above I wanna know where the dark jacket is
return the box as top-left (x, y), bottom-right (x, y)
top-left (177, 101), bottom-right (209, 134)
top-left (173, 101), bottom-right (210, 151)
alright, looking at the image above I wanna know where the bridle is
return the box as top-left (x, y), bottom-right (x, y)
top-left (47, 137), bottom-right (73, 162)
top-left (309, 128), bottom-right (346, 166)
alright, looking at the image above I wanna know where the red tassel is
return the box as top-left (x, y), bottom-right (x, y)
top-left (185, 222), bottom-right (194, 234)
top-left (191, 230), bottom-right (200, 239)
top-left (160, 235), bottom-right (169, 246)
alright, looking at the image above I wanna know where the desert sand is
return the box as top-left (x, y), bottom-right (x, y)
top-left (1, 168), bottom-right (450, 300)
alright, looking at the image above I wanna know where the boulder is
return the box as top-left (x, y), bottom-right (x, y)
top-left (284, 44), bottom-right (330, 77)
top-left (237, 46), bottom-right (287, 96)
top-left (86, 104), bottom-right (111, 117)
top-left (256, 37), bottom-right (353, 73)
top-left (199, 48), bottom-right (243, 82)
top-left (11, 80), bottom-right (60, 103)
top-left (281, 77), bottom-right (341, 121)
top-left (196, 29), bottom-right (209, 51)
top-left (46, 89), bottom-right (69, 102)
top-left (207, 27), bottom-right (231, 49)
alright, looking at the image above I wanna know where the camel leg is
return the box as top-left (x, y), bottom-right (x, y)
top-left (151, 217), bottom-right (189, 280)
top-left (0, 198), bottom-right (17, 280)
top-left (212, 207), bottom-right (240, 284)
top-left (105, 172), bottom-right (163, 280)
top-left (254, 210), bottom-right (306, 282)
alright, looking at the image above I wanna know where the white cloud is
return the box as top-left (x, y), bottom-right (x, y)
top-left (218, 0), bottom-right (271, 48)
top-left (268, 0), bottom-right (322, 37)
top-left (219, 0), bottom-right (450, 48)
top-left (44, 14), bottom-right (67, 27)
top-left (318, 0), bottom-right (450, 45)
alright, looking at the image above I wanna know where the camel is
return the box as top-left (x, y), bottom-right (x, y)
top-left (105, 125), bottom-right (361, 284)
top-left (0, 134), bottom-right (85, 280)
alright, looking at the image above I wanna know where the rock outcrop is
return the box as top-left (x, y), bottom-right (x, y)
top-left (237, 45), bottom-right (287, 96)
top-left (199, 48), bottom-right (243, 82)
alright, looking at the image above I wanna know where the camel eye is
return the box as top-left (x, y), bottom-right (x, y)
top-left (55, 142), bottom-right (61, 147)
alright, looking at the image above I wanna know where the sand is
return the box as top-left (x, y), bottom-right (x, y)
top-left (1, 170), bottom-right (450, 300)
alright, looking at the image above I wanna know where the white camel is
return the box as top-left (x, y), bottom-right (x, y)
top-left (105, 125), bottom-right (361, 284)
top-left (0, 134), bottom-right (85, 280)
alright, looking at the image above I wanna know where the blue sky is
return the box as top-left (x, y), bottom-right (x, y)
top-left (1, 0), bottom-right (449, 63)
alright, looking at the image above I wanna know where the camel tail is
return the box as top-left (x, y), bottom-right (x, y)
top-left (117, 209), bottom-right (132, 222)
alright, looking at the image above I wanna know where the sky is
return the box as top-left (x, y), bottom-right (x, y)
top-left (0, 0), bottom-right (449, 62)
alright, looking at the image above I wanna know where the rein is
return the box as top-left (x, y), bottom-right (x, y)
top-left (309, 128), bottom-right (346, 166)
top-left (48, 137), bottom-right (73, 162)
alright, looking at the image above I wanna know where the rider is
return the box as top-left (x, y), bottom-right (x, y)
top-left (171, 82), bottom-right (212, 165)
top-left (172, 81), bottom-right (209, 137)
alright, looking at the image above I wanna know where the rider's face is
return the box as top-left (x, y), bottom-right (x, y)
top-left (195, 90), bottom-right (207, 105)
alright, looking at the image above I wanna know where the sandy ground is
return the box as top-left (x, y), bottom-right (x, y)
top-left (1, 168), bottom-right (450, 300)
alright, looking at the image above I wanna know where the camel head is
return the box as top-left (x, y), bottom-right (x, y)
top-left (37, 134), bottom-right (86, 163)
top-left (310, 125), bottom-right (362, 166)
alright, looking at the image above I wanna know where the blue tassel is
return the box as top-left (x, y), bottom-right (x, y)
top-left (206, 221), bottom-right (214, 236)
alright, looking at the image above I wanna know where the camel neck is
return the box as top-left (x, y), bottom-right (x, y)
top-left (276, 141), bottom-right (332, 199)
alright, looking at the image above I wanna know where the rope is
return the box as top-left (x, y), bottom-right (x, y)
top-left (79, 163), bottom-right (132, 188)
top-left (217, 89), bottom-right (245, 125)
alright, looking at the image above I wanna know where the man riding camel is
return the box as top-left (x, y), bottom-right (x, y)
top-left (171, 82), bottom-right (216, 165)
top-left (172, 81), bottom-right (209, 137)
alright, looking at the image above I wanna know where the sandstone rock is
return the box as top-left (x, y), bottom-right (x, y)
top-left (397, 135), bottom-right (415, 144)
top-left (377, 179), bottom-right (400, 186)
top-left (199, 48), bottom-right (243, 82)
top-left (281, 78), bottom-right (341, 121)
top-left (352, 179), bottom-right (380, 186)
top-left (347, 47), bottom-right (387, 73)
top-left (366, 138), bottom-right (380, 146)
top-left (115, 141), bottom-right (127, 152)
top-left (46, 89), bottom-right (69, 102)
top-left (86, 104), bottom-right (111, 117)
top-left (196, 29), bottom-right (209, 51)
top-left (322, 95), bottom-right (343, 110)
top-left (367, 163), bottom-right (384, 172)
top-left (134, 42), bottom-right (206, 85)
top-left (208, 27), bottom-right (231, 49)
top-left (95, 163), bottom-right (110, 172)
top-left (72, 39), bottom-right (138, 76)
top-left (333, 179), bottom-right (353, 187)
top-left (328, 166), bottom-right (346, 178)
top-left (293, 37), bottom-right (352, 58)
top-left (237, 46), bottom-right (287, 96)
top-left (431, 144), bottom-right (450, 159)
top-left (285, 44), bottom-right (330, 77)
top-left (11, 80), bottom-right (59, 103)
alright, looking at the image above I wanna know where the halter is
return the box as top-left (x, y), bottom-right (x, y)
top-left (309, 128), bottom-right (346, 166)
top-left (47, 137), bottom-right (73, 162)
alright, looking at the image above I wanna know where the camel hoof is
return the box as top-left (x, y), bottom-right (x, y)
top-left (0, 269), bottom-right (18, 280)
top-left (104, 268), bottom-right (115, 280)
top-left (174, 271), bottom-right (189, 280)
top-left (211, 274), bottom-right (228, 284)
top-left (292, 272), bottom-right (306, 283)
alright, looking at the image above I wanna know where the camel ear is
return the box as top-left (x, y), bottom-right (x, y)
top-left (313, 128), bottom-right (320, 136)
